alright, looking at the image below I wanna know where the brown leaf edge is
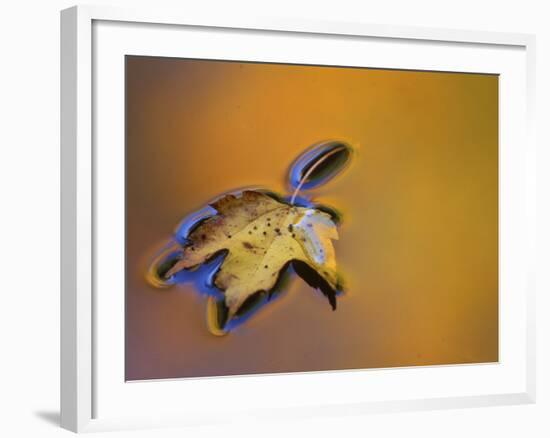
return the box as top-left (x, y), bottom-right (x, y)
top-left (206, 259), bottom-right (344, 335)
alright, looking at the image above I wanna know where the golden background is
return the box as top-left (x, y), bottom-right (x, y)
top-left (125, 56), bottom-right (498, 380)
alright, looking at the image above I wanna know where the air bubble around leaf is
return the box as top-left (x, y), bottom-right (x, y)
top-left (288, 140), bottom-right (353, 192)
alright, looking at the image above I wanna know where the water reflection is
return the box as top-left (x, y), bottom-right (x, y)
top-left (146, 141), bottom-right (352, 335)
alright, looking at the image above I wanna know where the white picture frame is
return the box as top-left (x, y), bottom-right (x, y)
top-left (60, 4), bottom-right (536, 433)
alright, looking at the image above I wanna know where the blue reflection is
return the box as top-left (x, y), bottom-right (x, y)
top-left (169, 251), bottom-right (226, 299)
top-left (283, 194), bottom-right (315, 208)
top-left (288, 140), bottom-right (352, 191)
top-left (174, 205), bottom-right (216, 245)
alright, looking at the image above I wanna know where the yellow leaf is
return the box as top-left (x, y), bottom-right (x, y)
top-left (165, 190), bottom-right (341, 331)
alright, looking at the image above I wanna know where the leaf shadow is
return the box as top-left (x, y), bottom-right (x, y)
top-left (34, 410), bottom-right (59, 427)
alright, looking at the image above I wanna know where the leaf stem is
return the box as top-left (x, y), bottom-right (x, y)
top-left (290, 145), bottom-right (345, 205)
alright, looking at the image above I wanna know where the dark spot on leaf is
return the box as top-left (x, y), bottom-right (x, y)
top-left (263, 231), bottom-right (267, 236)
top-left (201, 234), bottom-right (206, 240)
top-left (264, 265), bottom-right (268, 269)
top-left (292, 234), bottom-right (296, 238)
top-left (288, 224), bottom-right (293, 232)
top-left (242, 242), bottom-right (254, 249)
top-left (267, 223), bottom-right (271, 227)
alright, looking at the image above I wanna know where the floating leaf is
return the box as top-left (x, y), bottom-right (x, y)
top-left (162, 190), bottom-right (342, 334)
top-left (148, 140), bottom-right (354, 336)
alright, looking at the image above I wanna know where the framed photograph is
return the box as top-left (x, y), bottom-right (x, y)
top-left (61, 5), bottom-right (536, 433)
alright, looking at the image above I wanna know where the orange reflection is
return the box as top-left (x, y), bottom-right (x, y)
top-left (125, 56), bottom-right (498, 380)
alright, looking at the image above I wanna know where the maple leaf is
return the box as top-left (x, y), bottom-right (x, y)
top-left (163, 190), bottom-right (342, 326)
